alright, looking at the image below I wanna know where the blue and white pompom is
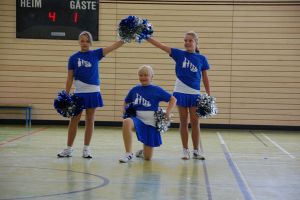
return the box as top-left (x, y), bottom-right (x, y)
top-left (118, 15), bottom-right (153, 43)
top-left (137, 19), bottom-right (153, 43)
top-left (123, 103), bottom-right (136, 119)
top-left (196, 94), bottom-right (218, 118)
top-left (70, 94), bottom-right (84, 117)
top-left (154, 107), bottom-right (171, 134)
top-left (54, 90), bottom-right (84, 118)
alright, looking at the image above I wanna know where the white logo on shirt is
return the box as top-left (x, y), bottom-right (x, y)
top-left (133, 93), bottom-right (151, 107)
top-left (77, 58), bottom-right (92, 68)
top-left (182, 57), bottom-right (198, 72)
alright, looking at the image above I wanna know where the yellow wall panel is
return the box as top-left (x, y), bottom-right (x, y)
top-left (0, 1), bottom-right (299, 127)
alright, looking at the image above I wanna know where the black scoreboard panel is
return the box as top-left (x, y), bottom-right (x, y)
top-left (16, 0), bottom-right (99, 40)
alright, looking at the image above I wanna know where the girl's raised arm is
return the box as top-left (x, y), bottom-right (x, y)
top-left (103, 40), bottom-right (125, 56)
top-left (147, 37), bottom-right (171, 55)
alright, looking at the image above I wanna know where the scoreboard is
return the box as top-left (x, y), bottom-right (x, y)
top-left (16, 0), bottom-right (99, 40)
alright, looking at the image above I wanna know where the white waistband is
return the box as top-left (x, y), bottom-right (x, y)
top-left (173, 78), bottom-right (200, 95)
top-left (74, 80), bottom-right (100, 93)
top-left (136, 111), bottom-right (155, 127)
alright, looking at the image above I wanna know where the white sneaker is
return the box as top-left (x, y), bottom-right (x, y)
top-left (119, 153), bottom-right (134, 163)
top-left (193, 149), bottom-right (205, 160)
top-left (135, 149), bottom-right (144, 158)
top-left (83, 149), bottom-right (92, 159)
top-left (182, 148), bottom-right (190, 160)
top-left (57, 148), bottom-right (73, 157)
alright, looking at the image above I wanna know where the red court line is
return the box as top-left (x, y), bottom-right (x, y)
top-left (0, 127), bottom-right (48, 147)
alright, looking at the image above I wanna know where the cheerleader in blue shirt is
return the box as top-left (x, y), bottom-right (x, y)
top-left (147, 31), bottom-right (211, 160)
top-left (119, 65), bottom-right (176, 163)
top-left (57, 31), bottom-right (124, 159)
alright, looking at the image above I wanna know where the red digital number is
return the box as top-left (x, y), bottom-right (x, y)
top-left (73, 12), bottom-right (79, 23)
top-left (48, 11), bottom-right (56, 22)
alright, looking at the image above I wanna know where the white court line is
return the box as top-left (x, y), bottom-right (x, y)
top-left (217, 132), bottom-right (256, 200)
top-left (262, 134), bottom-right (295, 159)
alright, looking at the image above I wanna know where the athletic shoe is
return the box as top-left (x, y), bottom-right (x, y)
top-left (57, 148), bottom-right (73, 157)
top-left (135, 149), bottom-right (144, 158)
top-left (193, 149), bottom-right (205, 160)
top-left (82, 148), bottom-right (92, 159)
top-left (119, 153), bottom-right (134, 163)
top-left (182, 148), bottom-right (190, 160)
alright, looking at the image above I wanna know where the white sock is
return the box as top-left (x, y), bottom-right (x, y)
top-left (67, 146), bottom-right (72, 150)
top-left (126, 152), bottom-right (133, 156)
top-left (193, 149), bottom-right (202, 154)
top-left (83, 145), bottom-right (89, 150)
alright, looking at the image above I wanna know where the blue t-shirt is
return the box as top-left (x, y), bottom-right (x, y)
top-left (170, 48), bottom-right (210, 90)
top-left (68, 48), bottom-right (104, 85)
top-left (125, 84), bottom-right (172, 111)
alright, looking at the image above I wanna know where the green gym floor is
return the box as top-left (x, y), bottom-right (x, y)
top-left (0, 124), bottom-right (299, 200)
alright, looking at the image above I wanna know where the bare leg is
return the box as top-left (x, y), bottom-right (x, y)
top-left (122, 118), bottom-right (135, 153)
top-left (143, 145), bottom-right (154, 160)
top-left (178, 106), bottom-right (189, 149)
top-left (67, 112), bottom-right (82, 147)
top-left (189, 107), bottom-right (200, 150)
top-left (84, 108), bottom-right (96, 146)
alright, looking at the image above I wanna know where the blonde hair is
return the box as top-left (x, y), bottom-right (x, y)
top-left (138, 65), bottom-right (154, 77)
top-left (79, 31), bottom-right (93, 46)
top-left (185, 31), bottom-right (199, 52)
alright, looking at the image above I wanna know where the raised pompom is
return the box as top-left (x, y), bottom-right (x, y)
top-left (118, 15), bottom-right (153, 43)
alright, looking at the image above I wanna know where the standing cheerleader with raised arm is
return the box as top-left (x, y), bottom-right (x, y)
top-left (146, 31), bottom-right (211, 160)
top-left (57, 31), bottom-right (124, 159)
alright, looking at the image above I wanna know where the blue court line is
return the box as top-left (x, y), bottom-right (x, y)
top-left (202, 161), bottom-right (212, 200)
top-left (200, 140), bottom-right (212, 200)
top-left (217, 132), bottom-right (255, 200)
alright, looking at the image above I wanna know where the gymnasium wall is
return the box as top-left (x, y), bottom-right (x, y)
top-left (0, 0), bottom-right (299, 127)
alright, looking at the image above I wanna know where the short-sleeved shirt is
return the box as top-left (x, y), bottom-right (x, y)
top-left (170, 48), bottom-right (210, 91)
top-left (68, 48), bottom-right (104, 86)
top-left (125, 84), bottom-right (171, 111)
top-left (125, 84), bottom-right (171, 126)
